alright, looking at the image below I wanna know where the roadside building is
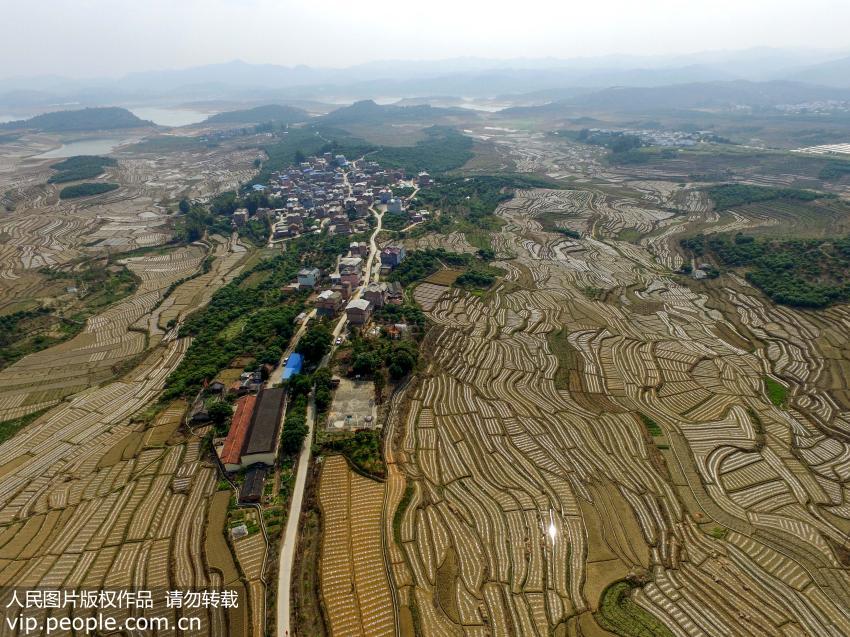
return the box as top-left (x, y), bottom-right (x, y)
top-left (297, 267), bottom-right (320, 289)
top-left (380, 245), bottom-right (406, 269)
top-left (241, 387), bottom-right (285, 467)
top-left (339, 256), bottom-right (363, 273)
top-left (363, 282), bottom-right (388, 308)
top-left (341, 271), bottom-right (360, 288)
top-left (345, 298), bottom-right (372, 325)
top-left (332, 282), bottom-right (352, 300)
top-left (316, 289), bottom-right (343, 317)
top-left (219, 394), bottom-right (257, 472)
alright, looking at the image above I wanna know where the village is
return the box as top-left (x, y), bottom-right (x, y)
top-left (183, 150), bottom-right (431, 539)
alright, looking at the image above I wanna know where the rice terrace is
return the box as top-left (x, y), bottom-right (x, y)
top-left (2, 8), bottom-right (850, 636)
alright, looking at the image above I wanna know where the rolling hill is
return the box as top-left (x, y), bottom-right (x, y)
top-left (500, 80), bottom-right (850, 117)
top-left (319, 100), bottom-right (473, 126)
top-left (1, 107), bottom-right (153, 132)
top-left (203, 104), bottom-right (310, 125)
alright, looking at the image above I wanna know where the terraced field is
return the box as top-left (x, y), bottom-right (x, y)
top-left (0, 224), bottom-right (250, 422)
top-left (0, 236), bottom-right (256, 634)
top-left (379, 171), bottom-right (850, 635)
top-left (317, 455), bottom-right (395, 636)
top-left (0, 130), bottom-right (258, 317)
top-left (0, 369), bottom-right (252, 634)
top-left (0, 128), bottom-right (267, 635)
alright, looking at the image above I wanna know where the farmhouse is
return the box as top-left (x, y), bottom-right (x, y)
top-left (363, 282), bottom-right (388, 308)
top-left (219, 394), bottom-right (257, 472)
top-left (380, 245), bottom-right (406, 269)
top-left (345, 298), bottom-right (372, 325)
top-left (232, 208), bottom-right (249, 226)
top-left (316, 289), bottom-right (343, 317)
top-left (239, 466), bottom-right (267, 503)
top-left (241, 387), bottom-right (285, 467)
top-left (387, 281), bottom-right (404, 304)
top-left (297, 267), bottom-right (320, 289)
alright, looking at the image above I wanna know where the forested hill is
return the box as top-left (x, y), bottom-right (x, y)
top-left (204, 104), bottom-right (310, 125)
top-left (319, 99), bottom-right (471, 125)
top-left (1, 107), bottom-right (152, 132)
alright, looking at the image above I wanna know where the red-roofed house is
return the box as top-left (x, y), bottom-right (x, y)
top-left (219, 395), bottom-right (257, 472)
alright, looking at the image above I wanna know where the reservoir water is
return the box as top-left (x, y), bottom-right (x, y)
top-left (36, 136), bottom-right (141, 158)
top-left (128, 107), bottom-right (214, 127)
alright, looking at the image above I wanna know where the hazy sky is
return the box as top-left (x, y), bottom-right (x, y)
top-left (2, 0), bottom-right (849, 78)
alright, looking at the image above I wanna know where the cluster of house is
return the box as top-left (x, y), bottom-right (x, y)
top-left (343, 280), bottom-right (405, 325)
top-left (279, 239), bottom-right (407, 327)
top-left (231, 153), bottom-right (425, 240)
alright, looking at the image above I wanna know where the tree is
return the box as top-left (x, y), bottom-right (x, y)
top-left (296, 324), bottom-right (332, 365)
top-left (288, 373), bottom-right (313, 397)
top-left (207, 401), bottom-right (232, 426)
top-left (294, 149), bottom-right (306, 165)
top-left (316, 387), bottom-right (332, 411)
top-left (387, 346), bottom-right (416, 379)
top-left (374, 369), bottom-right (386, 403)
top-left (280, 424), bottom-right (307, 454)
top-left (178, 199), bottom-right (190, 214)
top-left (351, 350), bottom-right (381, 377)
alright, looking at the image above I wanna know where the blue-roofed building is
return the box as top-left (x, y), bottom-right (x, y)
top-left (282, 353), bottom-right (304, 381)
top-left (252, 184), bottom-right (267, 192)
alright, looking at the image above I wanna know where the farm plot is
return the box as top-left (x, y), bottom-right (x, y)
top-left (413, 283), bottom-right (450, 311)
top-left (0, 244), bottom-right (209, 422)
top-left (410, 231), bottom-right (478, 255)
top-left (385, 174), bottom-right (850, 636)
top-left (318, 455), bottom-right (394, 637)
top-left (0, 128), bottom-right (259, 320)
top-left (0, 353), bottom-right (253, 634)
top-left (0, 234), bottom-right (250, 422)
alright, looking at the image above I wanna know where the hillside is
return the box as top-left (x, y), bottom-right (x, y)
top-left (1, 107), bottom-right (152, 132)
top-left (320, 100), bottom-right (472, 126)
top-left (204, 104), bottom-right (310, 125)
top-left (785, 56), bottom-right (850, 89)
top-left (501, 80), bottom-right (850, 116)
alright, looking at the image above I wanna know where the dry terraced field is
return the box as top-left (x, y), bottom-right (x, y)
top-left (0, 234), bottom-right (246, 422)
top-left (372, 149), bottom-right (850, 636)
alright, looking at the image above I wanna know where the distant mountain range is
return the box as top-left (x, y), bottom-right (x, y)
top-left (2, 48), bottom-right (850, 113)
top-left (500, 80), bottom-right (850, 118)
top-left (7, 77), bottom-right (850, 137)
top-left (568, 80), bottom-right (850, 112)
top-left (0, 107), bottom-right (152, 132)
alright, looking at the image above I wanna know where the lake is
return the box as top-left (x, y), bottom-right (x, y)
top-left (36, 136), bottom-right (142, 158)
top-left (128, 107), bottom-right (215, 127)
